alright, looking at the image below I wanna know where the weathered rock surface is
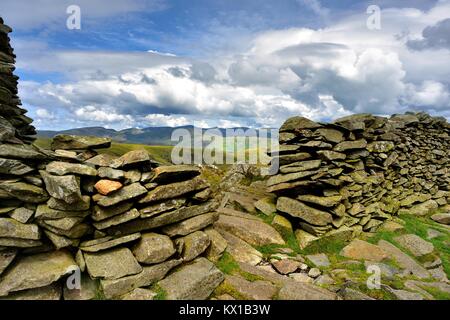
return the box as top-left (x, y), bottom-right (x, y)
top-left (139, 177), bottom-right (208, 204)
top-left (157, 258), bottom-right (224, 300)
top-left (45, 161), bottom-right (97, 176)
top-left (214, 214), bottom-right (285, 246)
top-left (394, 234), bottom-right (434, 257)
top-left (101, 259), bottom-right (182, 299)
top-left (0, 250), bottom-right (76, 296)
top-left (40, 171), bottom-right (82, 204)
top-left (132, 233), bottom-right (176, 264)
top-left (222, 274), bottom-right (278, 300)
top-left (84, 248), bottom-right (142, 280)
top-left (277, 197), bottom-right (332, 226)
top-left (96, 183), bottom-right (147, 207)
top-left (51, 134), bottom-right (111, 150)
top-left (340, 239), bottom-right (388, 262)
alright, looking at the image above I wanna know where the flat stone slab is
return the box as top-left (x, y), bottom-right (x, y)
top-left (0, 283), bottom-right (62, 300)
top-left (217, 229), bottom-right (262, 265)
top-left (297, 195), bottom-right (342, 208)
top-left (162, 212), bottom-right (218, 237)
top-left (101, 259), bottom-right (182, 299)
top-left (40, 171), bottom-right (82, 204)
top-left (151, 165), bottom-right (201, 183)
top-left (306, 253), bottom-right (330, 267)
top-left (0, 218), bottom-right (40, 240)
top-left (0, 158), bottom-right (34, 175)
top-left (271, 259), bottom-right (301, 274)
top-left (394, 234), bottom-right (434, 257)
top-left (84, 247), bottom-right (142, 280)
top-left (97, 183), bottom-right (147, 207)
top-left (51, 134), bottom-right (111, 150)
top-left (0, 250), bottom-right (76, 296)
top-left (0, 249), bottom-right (17, 275)
top-left (214, 214), bottom-right (285, 246)
top-left (94, 180), bottom-right (123, 196)
top-left (378, 240), bottom-right (430, 279)
top-left (80, 233), bottom-right (141, 252)
top-left (132, 233), bottom-right (176, 264)
top-left (223, 274), bottom-right (278, 300)
top-left (0, 143), bottom-right (48, 160)
top-left (431, 213), bottom-right (450, 225)
top-left (92, 208), bottom-right (140, 230)
top-left (138, 177), bottom-right (208, 204)
top-left (277, 197), bottom-right (332, 226)
top-left (0, 181), bottom-right (49, 203)
top-left (121, 288), bottom-right (156, 300)
top-left (278, 281), bottom-right (339, 300)
top-left (157, 257), bottom-right (224, 300)
top-left (110, 149), bottom-right (151, 169)
top-left (45, 161), bottom-right (97, 176)
top-left (340, 239), bottom-right (388, 262)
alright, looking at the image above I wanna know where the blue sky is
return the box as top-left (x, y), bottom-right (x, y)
top-left (1, 0), bottom-right (449, 130)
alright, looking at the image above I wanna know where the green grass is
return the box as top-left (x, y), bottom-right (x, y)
top-left (216, 252), bottom-right (240, 275)
top-left (150, 284), bottom-right (167, 300)
top-left (416, 284), bottom-right (450, 300)
top-left (215, 251), bottom-right (264, 282)
top-left (367, 214), bottom-right (450, 279)
top-left (301, 237), bottom-right (348, 256)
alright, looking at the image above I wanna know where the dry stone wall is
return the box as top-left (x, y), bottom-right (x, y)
top-left (270, 113), bottom-right (450, 247)
top-left (0, 18), bottom-right (36, 144)
top-left (0, 19), bottom-right (225, 300)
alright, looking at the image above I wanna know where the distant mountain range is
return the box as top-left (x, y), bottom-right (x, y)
top-left (37, 126), bottom-right (276, 146)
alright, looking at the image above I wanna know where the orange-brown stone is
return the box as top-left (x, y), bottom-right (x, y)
top-left (94, 180), bottom-right (123, 196)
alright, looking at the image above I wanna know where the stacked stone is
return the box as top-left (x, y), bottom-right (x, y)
top-left (0, 18), bottom-right (36, 144)
top-left (269, 112), bottom-right (450, 246)
top-left (0, 133), bottom-right (224, 300)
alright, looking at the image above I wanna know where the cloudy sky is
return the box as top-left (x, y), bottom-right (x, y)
top-left (1, 0), bottom-right (450, 130)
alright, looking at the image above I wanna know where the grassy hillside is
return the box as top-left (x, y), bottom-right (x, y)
top-left (35, 137), bottom-right (270, 167)
top-left (35, 138), bottom-right (174, 165)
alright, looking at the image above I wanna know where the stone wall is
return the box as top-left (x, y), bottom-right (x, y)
top-left (0, 19), bottom-right (226, 300)
top-left (270, 113), bottom-right (450, 247)
top-left (0, 18), bottom-right (36, 144)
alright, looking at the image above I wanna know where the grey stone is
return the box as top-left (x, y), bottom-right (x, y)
top-left (162, 212), bottom-right (218, 237)
top-left (80, 233), bottom-right (141, 252)
top-left (51, 134), bottom-right (111, 150)
top-left (0, 250), bottom-right (76, 296)
top-left (139, 177), bottom-right (208, 204)
top-left (40, 171), bottom-right (82, 204)
top-left (101, 259), bottom-right (182, 299)
top-left (214, 214), bottom-right (285, 246)
top-left (306, 253), bottom-right (330, 267)
top-left (0, 218), bottom-right (40, 240)
top-left (394, 234), bottom-right (434, 257)
top-left (96, 183), bottom-right (147, 207)
top-left (0, 158), bottom-right (34, 175)
top-left (45, 161), bottom-right (97, 176)
top-left (84, 248), bottom-right (142, 280)
top-left (132, 233), bottom-right (176, 264)
top-left (157, 258), bottom-right (224, 300)
top-left (177, 231), bottom-right (211, 262)
top-left (9, 207), bottom-right (34, 223)
top-left (277, 197), bottom-right (332, 226)
top-left (151, 165), bottom-right (201, 183)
